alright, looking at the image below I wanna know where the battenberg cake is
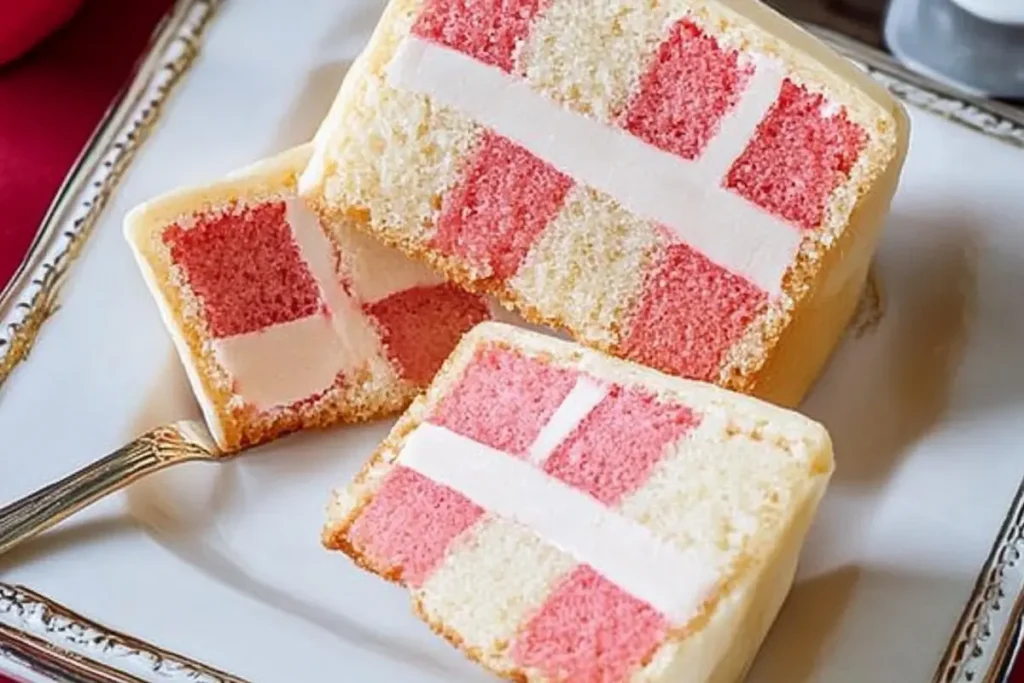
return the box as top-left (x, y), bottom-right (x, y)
top-left (300, 0), bottom-right (911, 407)
top-left (124, 145), bottom-right (490, 452)
top-left (324, 322), bottom-right (834, 682)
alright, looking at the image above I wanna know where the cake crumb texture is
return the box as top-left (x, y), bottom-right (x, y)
top-left (724, 79), bottom-right (868, 230)
top-left (509, 186), bottom-right (661, 348)
top-left (513, 565), bottom-right (669, 682)
top-left (347, 466), bottom-right (484, 587)
top-left (622, 19), bottom-right (752, 161)
top-left (163, 202), bottom-right (323, 339)
top-left (433, 131), bottom-right (573, 281)
top-left (364, 282), bottom-right (491, 384)
top-left (621, 242), bottom-right (769, 382)
top-left (542, 383), bottom-right (696, 506)
top-left (412, 0), bottom-right (549, 72)
top-left (431, 344), bottom-right (578, 454)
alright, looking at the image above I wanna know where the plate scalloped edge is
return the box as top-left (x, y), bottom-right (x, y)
top-left (0, 3), bottom-right (1023, 682)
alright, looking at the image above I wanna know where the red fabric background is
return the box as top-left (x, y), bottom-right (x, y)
top-left (0, 1), bottom-right (1021, 682)
top-left (0, 0), bottom-right (172, 291)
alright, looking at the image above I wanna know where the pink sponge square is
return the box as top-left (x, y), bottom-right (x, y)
top-left (725, 79), bottom-right (867, 229)
top-left (432, 132), bottom-right (573, 280)
top-left (412, 0), bottom-right (550, 72)
top-left (543, 385), bottom-right (698, 505)
top-left (512, 566), bottom-right (669, 683)
top-left (163, 202), bottom-right (323, 339)
top-left (430, 344), bottom-right (578, 456)
top-left (364, 282), bottom-right (490, 385)
top-left (621, 243), bottom-right (767, 382)
top-left (621, 19), bottom-right (751, 161)
top-left (346, 466), bottom-right (484, 587)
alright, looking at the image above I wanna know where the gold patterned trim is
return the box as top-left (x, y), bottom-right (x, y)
top-left (934, 477), bottom-right (1024, 683)
top-left (0, 584), bottom-right (245, 682)
top-left (0, 0), bottom-right (222, 390)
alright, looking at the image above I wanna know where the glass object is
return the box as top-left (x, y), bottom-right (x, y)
top-left (885, 0), bottom-right (1024, 99)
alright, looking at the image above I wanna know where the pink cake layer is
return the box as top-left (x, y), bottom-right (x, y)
top-left (433, 132), bottom-right (573, 281)
top-left (167, 200), bottom-right (490, 392)
top-left (163, 203), bottom-right (324, 339)
top-left (363, 282), bottom-right (491, 384)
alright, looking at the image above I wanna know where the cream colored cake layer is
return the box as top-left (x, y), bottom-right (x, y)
top-left (417, 516), bottom-right (576, 676)
top-left (636, 480), bottom-right (825, 683)
top-left (509, 186), bottom-right (663, 347)
top-left (619, 409), bottom-right (816, 557)
top-left (325, 322), bottom-right (834, 682)
top-left (514, 0), bottom-right (899, 148)
top-left (384, 33), bottom-right (802, 293)
top-left (515, 0), bottom-right (676, 121)
top-left (306, 0), bottom-right (907, 244)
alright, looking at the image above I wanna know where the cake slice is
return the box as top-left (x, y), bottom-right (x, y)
top-left (300, 0), bottom-right (910, 407)
top-left (324, 321), bottom-right (834, 682)
top-left (124, 145), bottom-right (490, 452)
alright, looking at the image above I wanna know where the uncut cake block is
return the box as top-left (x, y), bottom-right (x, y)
top-left (324, 322), bottom-right (834, 682)
top-left (300, 0), bottom-right (910, 407)
top-left (125, 145), bottom-right (489, 452)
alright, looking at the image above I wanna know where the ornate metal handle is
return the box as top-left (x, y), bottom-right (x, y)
top-left (0, 421), bottom-right (220, 556)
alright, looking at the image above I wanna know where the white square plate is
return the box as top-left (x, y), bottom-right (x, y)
top-left (1, 2), bottom-right (1023, 681)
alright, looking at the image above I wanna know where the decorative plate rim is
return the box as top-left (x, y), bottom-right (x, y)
top-left (0, 5), bottom-right (1022, 682)
top-left (0, 0), bottom-right (222, 392)
top-left (0, 584), bottom-right (244, 683)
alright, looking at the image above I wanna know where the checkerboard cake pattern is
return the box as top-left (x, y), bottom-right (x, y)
top-left (125, 146), bottom-right (490, 451)
top-left (325, 322), bottom-right (834, 682)
top-left (302, 0), bottom-right (910, 407)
